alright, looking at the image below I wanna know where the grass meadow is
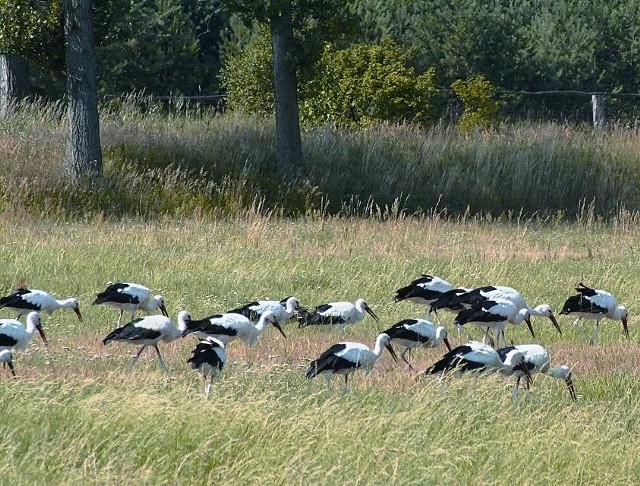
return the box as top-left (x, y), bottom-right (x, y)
top-left (1, 215), bottom-right (639, 484)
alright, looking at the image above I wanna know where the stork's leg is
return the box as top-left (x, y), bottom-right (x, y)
top-left (401, 348), bottom-right (416, 372)
top-left (591, 320), bottom-right (601, 345)
top-left (572, 317), bottom-right (591, 343)
top-left (512, 376), bottom-right (521, 401)
top-left (204, 378), bottom-right (212, 398)
top-left (117, 310), bottom-right (124, 327)
top-left (343, 374), bottom-right (350, 393)
top-left (129, 345), bottom-right (146, 369)
top-left (153, 345), bottom-right (168, 369)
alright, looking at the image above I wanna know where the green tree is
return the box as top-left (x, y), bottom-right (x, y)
top-left (222, 0), bottom-right (354, 176)
top-left (301, 40), bottom-right (442, 127)
top-left (0, 0), bottom-right (60, 114)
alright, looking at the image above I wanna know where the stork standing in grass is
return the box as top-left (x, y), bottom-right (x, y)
top-left (297, 299), bottom-right (379, 332)
top-left (381, 319), bottom-right (452, 371)
top-left (424, 341), bottom-right (532, 384)
top-left (102, 311), bottom-right (189, 369)
top-left (181, 310), bottom-right (286, 346)
top-left (496, 344), bottom-right (576, 401)
top-left (560, 283), bottom-right (629, 344)
top-left (453, 299), bottom-right (535, 347)
top-left (0, 288), bottom-right (83, 322)
top-left (306, 333), bottom-right (399, 392)
top-left (187, 337), bottom-right (227, 397)
top-left (93, 282), bottom-right (168, 326)
top-left (431, 285), bottom-right (562, 341)
top-left (392, 275), bottom-right (454, 318)
top-left (227, 296), bottom-right (301, 327)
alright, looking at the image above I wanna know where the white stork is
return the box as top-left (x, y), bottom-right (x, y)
top-left (453, 299), bottom-right (535, 347)
top-left (432, 285), bottom-right (562, 340)
top-left (226, 296), bottom-right (301, 327)
top-left (392, 275), bottom-right (454, 314)
top-left (102, 311), bottom-right (189, 369)
top-left (424, 341), bottom-right (532, 383)
top-left (381, 318), bottom-right (452, 371)
top-left (0, 349), bottom-right (14, 377)
top-left (560, 283), bottom-right (629, 344)
top-left (181, 310), bottom-right (286, 346)
top-left (297, 298), bottom-right (379, 332)
top-left (0, 311), bottom-right (48, 351)
top-left (93, 282), bottom-right (168, 326)
top-left (305, 333), bottom-right (399, 391)
top-left (496, 344), bottom-right (576, 401)
top-left (187, 337), bottom-right (227, 397)
top-left (0, 288), bottom-right (82, 322)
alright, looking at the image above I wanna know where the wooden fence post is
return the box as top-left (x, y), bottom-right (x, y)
top-left (592, 94), bottom-right (606, 129)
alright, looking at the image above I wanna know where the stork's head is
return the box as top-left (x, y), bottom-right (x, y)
top-left (28, 312), bottom-right (48, 346)
top-left (533, 304), bottom-right (562, 335)
top-left (155, 295), bottom-right (169, 317)
top-left (356, 299), bottom-right (379, 321)
top-left (263, 311), bottom-right (287, 339)
top-left (618, 306), bottom-right (629, 339)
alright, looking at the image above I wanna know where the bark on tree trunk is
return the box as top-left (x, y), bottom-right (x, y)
top-left (0, 55), bottom-right (28, 117)
top-left (64, 0), bottom-right (102, 179)
top-left (270, 0), bottom-right (302, 177)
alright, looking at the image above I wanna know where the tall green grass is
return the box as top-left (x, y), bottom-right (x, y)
top-left (2, 99), bottom-right (640, 220)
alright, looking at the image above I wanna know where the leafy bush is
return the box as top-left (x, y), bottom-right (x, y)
top-left (301, 40), bottom-right (443, 127)
top-left (219, 28), bottom-right (274, 115)
top-left (451, 75), bottom-right (500, 131)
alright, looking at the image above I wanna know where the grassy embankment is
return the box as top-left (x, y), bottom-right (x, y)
top-left (0, 217), bottom-right (639, 484)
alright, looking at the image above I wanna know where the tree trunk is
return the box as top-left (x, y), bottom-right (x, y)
top-left (0, 55), bottom-right (28, 117)
top-left (64, 0), bottom-right (102, 179)
top-left (270, 0), bottom-right (302, 177)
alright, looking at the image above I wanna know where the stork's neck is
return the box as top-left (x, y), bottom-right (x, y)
top-left (372, 335), bottom-right (387, 359)
top-left (610, 306), bottom-right (626, 320)
top-left (141, 296), bottom-right (161, 311)
top-left (57, 298), bottom-right (77, 309)
top-left (434, 327), bottom-right (447, 345)
top-left (512, 309), bottom-right (530, 324)
top-left (546, 366), bottom-right (570, 380)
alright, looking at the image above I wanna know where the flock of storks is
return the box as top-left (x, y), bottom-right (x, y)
top-left (0, 275), bottom-right (629, 400)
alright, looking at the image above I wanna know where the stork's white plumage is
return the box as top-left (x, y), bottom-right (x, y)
top-left (497, 344), bottom-right (576, 401)
top-left (0, 349), bottom-right (14, 377)
top-left (381, 318), bottom-right (452, 371)
top-left (297, 298), bottom-right (379, 332)
top-left (181, 310), bottom-right (286, 346)
top-left (453, 299), bottom-right (534, 347)
top-left (424, 341), bottom-right (532, 381)
top-left (306, 333), bottom-right (399, 391)
top-left (0, 311), bottom-right (48, 351)
top-left (102, 311), bottom-right (188, 369)
top-left (187, 337), bottom-right (227, 397)
top-left (392, 274), bottom-right (454, 307)
top-left (227, 296), bottom-right (301, 327)
top-left (560, 283), bottom-right (628, 344)
top-left (93, 282), bottom-right (168, 326)
top-left (0, 288), bottom-right (82, 321)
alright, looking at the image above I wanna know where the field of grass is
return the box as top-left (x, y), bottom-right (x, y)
top-left (0, 215), bottom-right (639, 484)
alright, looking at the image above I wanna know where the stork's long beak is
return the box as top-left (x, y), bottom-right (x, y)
top-left (272, 320), bottom-right (287, 339)
top-left (364, 305), bottom-right (379, 322)
top-left (525, 317), bottom-right (536, 339)
top-left (622, 317), bottom-right (629, 340)
top-left (546, 314), bottom-right (561, 335)
top-left (158, 303), bottom-right (168, 317)
top-left (566, 373), bottom-right (577, 401)
top-left (74, 307), bottom-right (84, 322)
top-left (36, 324), bottom-right (48, 346)
top-left (385, 343), bottom-right (399, 364)
top-left (443, 336), bottom-right (453, 352)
